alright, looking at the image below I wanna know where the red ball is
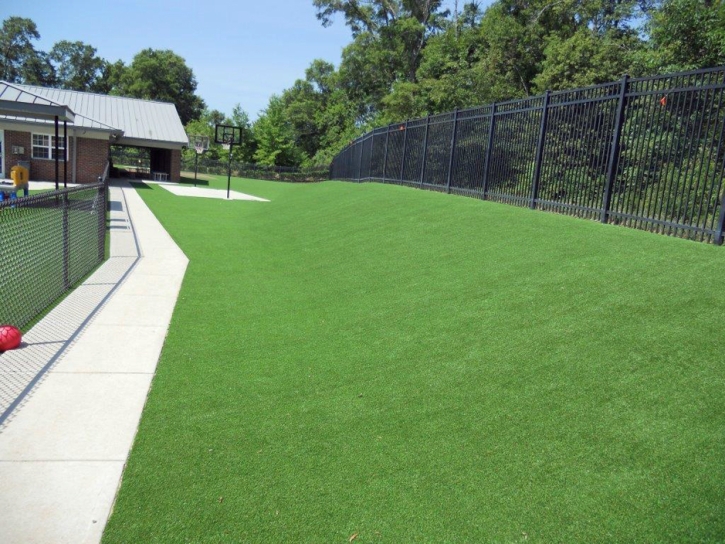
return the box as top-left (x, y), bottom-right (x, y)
top-left (0, 325), bottom-right (22, 351)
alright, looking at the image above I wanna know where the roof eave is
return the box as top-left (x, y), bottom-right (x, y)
top-left (116, 136), bottom-right (188, 150)
top-left (0, 101), bottom-right (75, 122)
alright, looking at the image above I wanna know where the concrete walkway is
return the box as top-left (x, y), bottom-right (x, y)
top-left (0, 181), bottom-right (188, 543)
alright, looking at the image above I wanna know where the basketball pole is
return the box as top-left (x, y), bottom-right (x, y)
top-left (194, 152), bottom-right (199, 186)
top-left (226, 143), bottom-right (232, 199)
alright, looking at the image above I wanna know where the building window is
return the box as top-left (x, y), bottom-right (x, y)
top-left (32, 133), bottom-right (66, 160)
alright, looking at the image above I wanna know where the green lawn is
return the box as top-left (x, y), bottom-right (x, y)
top-left (103, 175), bottom-right (725, 543)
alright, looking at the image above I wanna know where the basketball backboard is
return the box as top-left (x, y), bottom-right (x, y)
top-left (190, 134), bottom-right (210, 154)
top-left (214, 125), bottom-right (242, 147)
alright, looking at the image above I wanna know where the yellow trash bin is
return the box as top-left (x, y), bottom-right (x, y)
top-left (10, 165), bottom-right (28, 186)
top-left (9, 166), bottom-right (29, 197)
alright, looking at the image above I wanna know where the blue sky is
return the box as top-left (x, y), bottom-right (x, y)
top-left (2, 0), bottom-right (474, 121)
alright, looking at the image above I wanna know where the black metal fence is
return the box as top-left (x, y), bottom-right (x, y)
top-left (182, 157), bottom-right (329, 183)
top-left (0, 182), bottom-right (107, 330)
top-left (331, 66), bottom-right (725, 244)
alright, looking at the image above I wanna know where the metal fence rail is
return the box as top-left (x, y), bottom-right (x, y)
top-left (0, 182), bottom-right (107, 330)
top-left (331, 66), bottom-right (725, 244)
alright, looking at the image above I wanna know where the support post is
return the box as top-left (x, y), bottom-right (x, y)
top-left (63, 121), bottom-right (67, 188)
top-left (400, 120), bottom-right (409, 182)
top-left (446, 109), bottom-right (459, 194)
top-left (420, 115), bottom-right (431, 187)
top-left (226, 145), bottom-right (232, 199)
top-left (72, 131), bottom-right (78, 184)
top-left (382, 126), bottom-right (390, 183)
top-left (98, 183), bottom-right (106, 261)
top-left (530, 90), bottom-right (551, 210)
top-left (194, 153), bottom-right (198, 185)
top-left (54, 116), bottom-right (60, 191)
top-left (62, 193), bottom-right (69, 289)
top-left (368, 132), bottom-right (375, 181)
top-left (356, 138), bottom-right (364, 182)
top-left (715, 191), bottom-right (725, 245)
top-left (601, 74), bottom-right (630, 223)
top-left (481, 104), bottom-right (497, 199)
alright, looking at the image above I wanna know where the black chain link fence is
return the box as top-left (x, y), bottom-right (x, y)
top-left (331, 66), bottom-right (725, 244)
top-left (182, 157), bottom-right (329, 183)
top-left (0, 182), bottom-right (108, 330)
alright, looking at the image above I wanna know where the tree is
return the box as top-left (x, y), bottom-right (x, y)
top-left (93, 59), bottom-right (127, 95)
top-left (399, 17), bottom-right (487, 116)
top-left (643, 0), bottom-right (725, 72)
top-left (533, 29), bottom-right (641, 91)
top-left (49, 40), bottom-right (108, 92)
top-left (253, 95), bottom-right (304, 166)
top-left (231, 104), bottom-right (257, 163)
top-left (19, 50), bottom-right (55, 86)
top-left (117, 49), bottom-right (205, 124)
top-left (184, 108), bottom-right (230, 162)
top-left (315, 0), bottom-right (448, 85)
top-left (0, 17), bottom-right (54, 84)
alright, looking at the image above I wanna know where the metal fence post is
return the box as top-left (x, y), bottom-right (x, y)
top-left (530, 91), bottom-right (551, 210)
top-left (356, 138), bottom-right (364, 183)
top-left (446, 109), bottom-right (460, 194)
top-left (420, 115), bottom-right (431, 187)
top-left (382, 125), bottom-right (390, 183)
top-left (715, 191), bottom-right (725, 245)
top-left (62, 192), bottom-right (70, 289)
top-left (601, 74), bottom-right (630, 223)
top-left (54, 115), bottom-right (60, 191)
top-left (481, 103), bottom-right (497, 199)
top-left (400, 120), bottom-right (409, 182)
top-left (98, 182), bottom-right (106, 261)
top-left (368, 132), bottom-right (375, 181)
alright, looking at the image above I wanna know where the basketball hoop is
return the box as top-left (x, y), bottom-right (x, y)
top-left (190, 135), bottom-right (209, 155)
top-left (214, 124), bottom-right (243, 199)
top-left (188, 134), bottom-right (210, 185)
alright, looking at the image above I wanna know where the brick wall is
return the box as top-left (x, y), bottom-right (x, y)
top-left (170, 149), bottom-right (181, 182)
top-left (4, 130), bottom-right (109, 184)
top-left (75, 138), bottom-right (109, 183)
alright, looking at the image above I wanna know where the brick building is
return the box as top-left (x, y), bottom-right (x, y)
top-left (0, 82), bottom-right (188, 184)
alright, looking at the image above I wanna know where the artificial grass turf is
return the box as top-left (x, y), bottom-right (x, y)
top-left (103, 176), bottom-right (725, 543)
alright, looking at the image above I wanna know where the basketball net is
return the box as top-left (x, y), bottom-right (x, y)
top-left (194, 142), bottom-right (205, 154)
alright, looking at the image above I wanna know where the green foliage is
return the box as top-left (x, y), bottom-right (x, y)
top-left (49, 40), bottom-right (108, 92)
top-left (0, 16), bottom-right (52, 85)
top-left (231, 104), bottom-right (257, 163)
top-left (533, 29), bottom-right (641, 91)
top-left (5, 0), bottom-right (722, 172)
top-left (116, 49), bottom-right (205, 125)
top-left (93, 59), bottom-right (127, 95)
top-left (286, 0), bottom-right (725, 169)
top-left (253, 95), bottom-right (304, 166)
top-left (644, 0), bottom-right (725, 72)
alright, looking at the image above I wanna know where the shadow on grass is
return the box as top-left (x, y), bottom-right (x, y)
top-left (179, 176), bottom-right (209, 186)
top-left (128, 181), bottom-right (153, 190)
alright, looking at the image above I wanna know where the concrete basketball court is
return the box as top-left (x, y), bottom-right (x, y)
top-left (153, 181), bottom-right (270, 201)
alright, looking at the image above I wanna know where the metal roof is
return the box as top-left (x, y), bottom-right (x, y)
top-left (0, 82), bottom-right (75, 122)
top-left (0, 82), bottom-right (188, 147)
